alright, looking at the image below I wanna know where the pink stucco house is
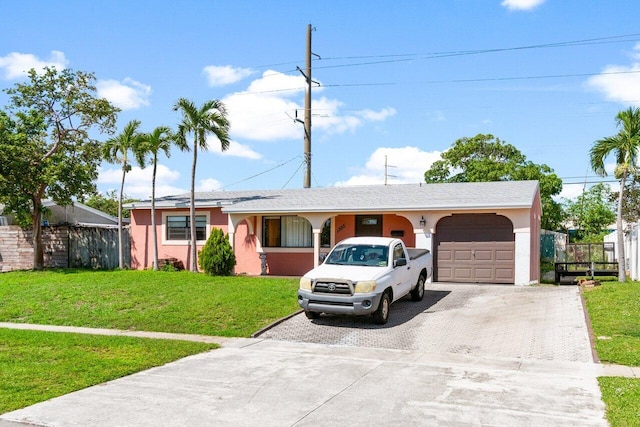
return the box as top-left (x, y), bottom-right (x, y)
top-left (125, 181), bottom-right (541, 285)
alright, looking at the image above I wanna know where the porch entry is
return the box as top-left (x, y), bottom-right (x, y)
top-left (356, 215), bottom-right (382, 237)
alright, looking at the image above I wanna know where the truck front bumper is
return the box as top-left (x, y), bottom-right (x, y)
top-left (297, 289), bottom-right (383, 316)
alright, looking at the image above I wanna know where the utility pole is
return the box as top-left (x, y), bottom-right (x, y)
top-left (303, 24), bottom-right (312, 188)
top-left (296, 24), bottom-right (318, 188)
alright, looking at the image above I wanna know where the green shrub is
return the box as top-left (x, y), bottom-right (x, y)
top-left (198, 228), bottom-right (236, 276)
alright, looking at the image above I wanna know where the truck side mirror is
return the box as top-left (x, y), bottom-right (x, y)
top-left (394, 258), bottom-right (407, 267)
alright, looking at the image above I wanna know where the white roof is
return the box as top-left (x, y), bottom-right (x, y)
top-left (126, 181), bottom-right (539, 214)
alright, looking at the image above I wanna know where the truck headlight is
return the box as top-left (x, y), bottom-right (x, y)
top-left (300, 277), bottom-right (312, 290)
top-left (354, 280), bottom-right (376, 293)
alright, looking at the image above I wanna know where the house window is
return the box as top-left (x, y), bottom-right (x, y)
top-left (263, 216), bottom-right (312, 247)
top-left (321, 218), bottom-right (331, 247)
top-left (166, 215), bottom-right (207, 241)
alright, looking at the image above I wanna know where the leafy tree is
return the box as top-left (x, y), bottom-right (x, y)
top-left (102, 120), bottom-right (144, 269)
top-left (84, 190), bottom-right (137, 219)
top-left (611, 172), bottom-right (640, 227)
top-left (173, 98), bottom-right (230, 272)
top-left (563, 183), bottom-right (616, 242)
top-left (198, 228), bottom-right (236, 276)
top-left (138, 126), bottom-right (182, 270)
top-left (0, 67), bottom-right (118, 270)
top-left (424, 134), bottom-right (564, 230)
top-left (590, 107), bottom-right (640, 282)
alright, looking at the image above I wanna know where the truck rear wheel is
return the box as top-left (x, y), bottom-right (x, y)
top-left (372, 291), bottom-right (390, 324)
top-left (411, 274), bottom-right (426, 302)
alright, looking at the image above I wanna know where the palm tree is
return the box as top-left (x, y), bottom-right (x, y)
top-left (138, 126), bottom-right (182, 270)
top-left (173, 98), bottom-right (230, 272)
top-left (102, 120), bottom-right (143, 270)
top-left (590, 107), bottom-right (640, 282)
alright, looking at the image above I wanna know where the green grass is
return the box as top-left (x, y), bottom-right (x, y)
top-left (0, 328), bottom-right (218, 413)
top-left (582, 281), bottom-right (640, 366)
top-left (0, 269), bottom-right (300, 337)
top-left (0, 269), bottom-right (299, 413)
top-left (582, 281), bottom-right (640, 426)
top-left (598, 377), bottom-right (640, 427)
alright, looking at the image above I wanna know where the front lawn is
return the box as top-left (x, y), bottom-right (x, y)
top-left (0, 328), bottom-right (217, 413)
top-left (0, 269), bottom-right (300, 337)
top-left (0, 269), bottom-right (299, 413)
top-left (582, 281), bottom-right (640, 426)
top-left (582, 281), bottom-right (640, 366)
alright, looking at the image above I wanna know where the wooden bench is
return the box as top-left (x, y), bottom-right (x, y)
top-left (554, 262), bottom-right (618, 283)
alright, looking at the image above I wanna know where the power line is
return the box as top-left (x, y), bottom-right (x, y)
top-left (319, 32), bottom-right (640, 64)
top-left (243, 32), bottom-right (640, 78)
top-left (221, 156), bottom-right (302, 190)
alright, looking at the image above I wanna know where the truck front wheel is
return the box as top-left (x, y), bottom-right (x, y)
top-left (372, 292), bottom-right (391, 324)
top-left (305, 310), bottom-right (320, 319)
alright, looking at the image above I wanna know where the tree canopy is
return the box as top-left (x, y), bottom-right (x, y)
top-left (590, 106), bottom-right (640, 281)
top-left (0, 67), bottom-right (118, 269)
top-left (424, 134), bottom-right (564, 230)
top-left (84, 190), bottom-right (137, 219)
top-left (563, 183), bottom-right (616, 242)
top-left (611, 172), bottom-right (640, 227)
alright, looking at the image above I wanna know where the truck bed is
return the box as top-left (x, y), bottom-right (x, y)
top-left (407, 248), bottom-right (430, 260)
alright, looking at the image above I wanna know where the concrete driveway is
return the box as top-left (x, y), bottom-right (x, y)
top-left (1, 284), bottom-right (609, 426)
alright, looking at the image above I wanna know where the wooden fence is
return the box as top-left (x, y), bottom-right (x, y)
top-left (0, 225), bottom-right (130, 272)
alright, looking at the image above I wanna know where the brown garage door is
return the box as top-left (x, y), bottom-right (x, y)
top-left (436, 214), bottom-right (515, 284)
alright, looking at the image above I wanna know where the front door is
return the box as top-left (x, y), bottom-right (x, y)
top-left (356, 215), bottom-right (382, 237)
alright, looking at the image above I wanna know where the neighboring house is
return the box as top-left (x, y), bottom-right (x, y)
top-left (0, 200), bottom-right (121, 227)
top-left (126, 181), bottom-right (541, 285)
top-left (0, 201), bottom-right (126, 271)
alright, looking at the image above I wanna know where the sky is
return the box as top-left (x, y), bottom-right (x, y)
top-left (1, 0), bottom-right (640, 202)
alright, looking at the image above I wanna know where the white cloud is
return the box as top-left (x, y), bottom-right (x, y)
top-left (0, 50), bottom-right (68, 79)
top-left (224, 70), bottom-right (397, 142)
top-left (335, 146), bottom-right (442, 186)
top-left (223, 70), bottom-right (306, 141)
top-left (196, 178), bottom-right (223, 192)
top-left (96, 77), bottom-right (152, 110)
top-left (558, 182), bottom-right (619, 202)
top-left (203, 65), bottom-right (254, 87)
top-left (98, 164), bottom-right (183, 199)
top-left (207, 139), bottom-right (262, 160)
top-left (427, 111), bottom-right (446, 122)
top-left (356, 108), bottom-right (397, 122)
top-left (587, 63), bottom-right (640, 107)
top-left (501, 0), bottom-right (545, 11)
top-left (557, 183), bottom-right (585, 201)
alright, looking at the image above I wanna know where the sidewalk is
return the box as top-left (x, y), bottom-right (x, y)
top-left (1, 336), bottom-right (611, 426)
top-left (1, 321), bottom-right (638, 378)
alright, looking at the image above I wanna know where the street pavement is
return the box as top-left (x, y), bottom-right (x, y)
top-left (1, 284), bottom-right (614, 426)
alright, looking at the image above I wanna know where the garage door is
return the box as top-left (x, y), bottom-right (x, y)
top-left (436, 214), bottom-right (515, 284)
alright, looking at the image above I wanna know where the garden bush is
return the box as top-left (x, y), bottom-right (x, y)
top-left (198, 228), bottom-right (236, 276)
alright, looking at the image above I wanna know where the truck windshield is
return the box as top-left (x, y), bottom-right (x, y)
top-left (325, 244), bottom-right (389, 267)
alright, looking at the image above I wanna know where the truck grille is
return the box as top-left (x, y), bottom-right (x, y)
top-left (313, 281), bottom-right (352, 295)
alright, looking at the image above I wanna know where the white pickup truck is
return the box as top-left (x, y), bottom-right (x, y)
top-left (298, 237), bottom-right (432, 324)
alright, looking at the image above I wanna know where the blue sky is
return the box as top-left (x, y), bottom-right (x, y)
top-left (1, 0), bottom-right (640, 201)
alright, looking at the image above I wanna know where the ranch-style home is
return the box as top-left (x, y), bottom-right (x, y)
top-left (126, 180), bottom-right (541, 285)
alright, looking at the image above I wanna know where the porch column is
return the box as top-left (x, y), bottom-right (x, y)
top-left (414, 228), bottom-right (434, 283)
top-left (227, 217), bottom-right (236, 251)
top-left (313, 229), bottom-right (321, 268)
